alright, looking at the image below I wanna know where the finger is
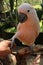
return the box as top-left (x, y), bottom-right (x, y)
top-left (2, 40), bottom-right (11, 46)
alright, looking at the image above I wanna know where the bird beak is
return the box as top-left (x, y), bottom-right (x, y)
top-left (18, 13), bottom-right (27, 23)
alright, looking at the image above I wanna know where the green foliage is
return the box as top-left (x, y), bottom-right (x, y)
top-left (0, 0), bottom-right (43, 34)
top-left (33, 5), bottom-right (42, 9)
top-left (17, 0), bottom-right (42, 6)
top-left (4, 27), bottom-right (16, 33)
top-left (40, 21), bottom-right (43, 32)
top-left (0, 22), bottom-right (5, 27)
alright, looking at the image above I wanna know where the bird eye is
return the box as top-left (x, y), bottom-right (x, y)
top-left (27, 10), bottom-right (30, 12)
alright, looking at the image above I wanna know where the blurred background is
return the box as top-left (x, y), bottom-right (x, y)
top-left (0, 1), bottom-right (43, 65)
top-left (0, 0), bottom-right (43, 44)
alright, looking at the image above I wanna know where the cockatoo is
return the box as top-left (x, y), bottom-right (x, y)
top-left (11, 3), bottom-right (40, 52)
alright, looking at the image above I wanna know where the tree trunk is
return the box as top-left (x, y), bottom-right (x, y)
top-left (0, 0), bottom-right (3, 12)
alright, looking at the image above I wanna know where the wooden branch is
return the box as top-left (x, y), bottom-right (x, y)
top-left (11, 45), bottom-right (43, 57)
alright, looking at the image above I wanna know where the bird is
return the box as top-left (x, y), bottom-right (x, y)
top-left (11, 3), bottom-right (40, 52)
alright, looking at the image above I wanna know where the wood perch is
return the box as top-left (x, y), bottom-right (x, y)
top-left (11, 45), bottom-right (43, 56)
top-left (11, 45), bottom-right (43, 65)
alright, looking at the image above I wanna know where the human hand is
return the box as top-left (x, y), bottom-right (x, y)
top-left (0, 40), bottom-right (11, 58)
